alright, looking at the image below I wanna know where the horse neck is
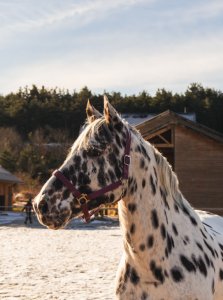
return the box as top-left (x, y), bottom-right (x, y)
top-left (118, 141), bottom-right (179, 278)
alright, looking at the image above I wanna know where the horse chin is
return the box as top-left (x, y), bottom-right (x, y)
top-left (37, 210), bottom-right (72, 230)
top-left (47, 221), bottom-right (68, 230)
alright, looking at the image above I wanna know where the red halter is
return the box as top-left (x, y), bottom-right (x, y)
top-left (53, 129), bottom-right (131, 222)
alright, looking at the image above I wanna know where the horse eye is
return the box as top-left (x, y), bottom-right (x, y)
top-left (86, 147), bottom-right (102, 157)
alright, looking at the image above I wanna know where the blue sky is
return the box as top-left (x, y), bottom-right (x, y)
top-left (1, 0), bottom-right (223, 96)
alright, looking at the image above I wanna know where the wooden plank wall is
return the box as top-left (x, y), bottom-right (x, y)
top-left (0, 182), bottom-right (14, 210)
top-left (0, 183), bottom-right (5, 195)
top-left (175, 125), bottom-right (223, 211)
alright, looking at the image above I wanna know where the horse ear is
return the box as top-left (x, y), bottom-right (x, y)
top-left (103, 95), bottom-right (120, 123)
top-left (86, 99), bottom-right (102, 123)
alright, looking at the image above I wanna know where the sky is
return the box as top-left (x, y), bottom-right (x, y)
top-left (0, 0), bottom-right (223, 96)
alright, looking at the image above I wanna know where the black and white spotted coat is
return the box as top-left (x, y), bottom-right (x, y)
top-left (34, 97), bottom-right (223, 300)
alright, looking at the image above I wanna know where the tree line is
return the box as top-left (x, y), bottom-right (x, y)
top-left (1, 83), bottom-right (223, 139)
top-left (0, 126), bottom-right (71, 188)
top-left (0, 83), bottom-right (222, 187)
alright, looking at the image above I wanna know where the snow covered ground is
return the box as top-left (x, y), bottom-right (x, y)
top-left (0, 212), bottom-right (123, 299)
top-left (0, 211), bottom-right (24, 225)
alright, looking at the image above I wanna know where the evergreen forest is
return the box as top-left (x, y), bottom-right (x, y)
top-left (0, 83), bottom-right (222, 190)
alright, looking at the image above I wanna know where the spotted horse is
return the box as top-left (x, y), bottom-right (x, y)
top-left (34, 96), bottom-right (223, 300)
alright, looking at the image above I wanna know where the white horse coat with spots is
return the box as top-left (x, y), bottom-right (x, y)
top-left (34, 97), bottom-right (223, 300)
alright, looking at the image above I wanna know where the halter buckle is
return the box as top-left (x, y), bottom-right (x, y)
top-left (77, 194), bottom-right (90, 206)
top-left (124, 155), bottom-right (131, 166)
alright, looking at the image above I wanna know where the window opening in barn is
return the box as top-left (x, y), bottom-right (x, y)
top-left (146, 126), bottom-right (175, 170)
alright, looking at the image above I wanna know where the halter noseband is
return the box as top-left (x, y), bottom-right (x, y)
top-left (52, 129), bottom-right (131, 222)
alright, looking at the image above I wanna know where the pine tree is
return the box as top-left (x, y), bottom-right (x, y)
top-left (0, 146), bottom-right (16, 173)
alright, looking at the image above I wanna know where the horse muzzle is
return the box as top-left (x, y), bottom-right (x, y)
top-left (34, 196), bottom-right (71, 230)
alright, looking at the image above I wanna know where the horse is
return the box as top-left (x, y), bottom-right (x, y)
top-left (34, 96), bottom-right (223, 300)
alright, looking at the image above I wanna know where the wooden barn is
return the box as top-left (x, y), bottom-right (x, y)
top-left (0, 166), bottom-right (23, 211)
top-left (134, 110), bottom-right (223, 214)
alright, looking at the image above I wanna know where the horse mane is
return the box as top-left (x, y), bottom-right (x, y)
top-left (67, 115), bottom-right (191, 211)
top-left (130, 126), bottom-right (192, 211)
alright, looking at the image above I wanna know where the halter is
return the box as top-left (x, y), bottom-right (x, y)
top-left (52, 129), bottom-right (131, 222)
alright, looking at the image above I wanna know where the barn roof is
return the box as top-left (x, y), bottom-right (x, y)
top-left (135, 110), bottom-right (223, 144)
top-left (122, 112), bottom-right (196, 126)
top-left (0, 166), bottom-right (23, 183)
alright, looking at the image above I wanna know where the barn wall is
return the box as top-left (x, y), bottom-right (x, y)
top-left (175, 125), bottom-right (223, 210)
top-left (0, 182), bottom-right (14, 210)
top-left (0, 183), bottom-right (5, 194)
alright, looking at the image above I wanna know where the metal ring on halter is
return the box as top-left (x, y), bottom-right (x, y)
top-left (76, 194), bottom-right (90, 206)
top-left (124, 155), bottom-right (131, 166)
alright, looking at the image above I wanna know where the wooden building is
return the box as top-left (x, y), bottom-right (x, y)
top-left (135, 110), bottom-right (223, 214)
top-left (0, 166), bottom-right (23, 211)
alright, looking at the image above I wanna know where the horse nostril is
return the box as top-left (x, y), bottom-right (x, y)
top-left (38, 200), bottom-right (49, 215)
top-left (47, 215), bottom-right (53, 221)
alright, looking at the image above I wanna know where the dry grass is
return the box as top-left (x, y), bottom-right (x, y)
top-left (13, 171), bottom-right (42, 201)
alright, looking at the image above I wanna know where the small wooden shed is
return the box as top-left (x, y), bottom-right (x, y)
top-left (135, 110), bottom-right (223, 214)
top-left (0, 166), bottom-right (23, 211)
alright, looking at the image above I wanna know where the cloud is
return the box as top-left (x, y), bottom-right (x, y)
top-left (0, 0), bottom-right (223, 96)
top-left (186, 0), bottom-right (223, 19)
top-left (1, 34), bottom-right (223, 96)
top-left (0, 0), bottom-right (151, 38)
top-left (1, 0), bottom-right (222, 38)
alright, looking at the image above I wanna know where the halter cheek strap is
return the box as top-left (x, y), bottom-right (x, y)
top-left (53, 129), bottom-right (131, 222)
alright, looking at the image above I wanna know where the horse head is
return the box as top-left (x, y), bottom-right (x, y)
top-left (34, 96), bottom-right (131, 229)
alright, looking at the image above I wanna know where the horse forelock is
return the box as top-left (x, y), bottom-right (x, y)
top-left (68, 115), bottom-right (131, 156)
top-left (68, 118), bottom-right (107, 156)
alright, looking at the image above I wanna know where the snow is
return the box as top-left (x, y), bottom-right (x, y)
top-left (1, 211), bottom-right (222, 299)
top-left (0, 213), bottom-right (123, 299)
top-left (196, 210), bottom-right (223, 238)
top-left (122, 112), bottom-right (196, 126)
top-left (122, 113), bottom-right (157, 126)
top-left (0, 211), bottom-right (24, 225)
